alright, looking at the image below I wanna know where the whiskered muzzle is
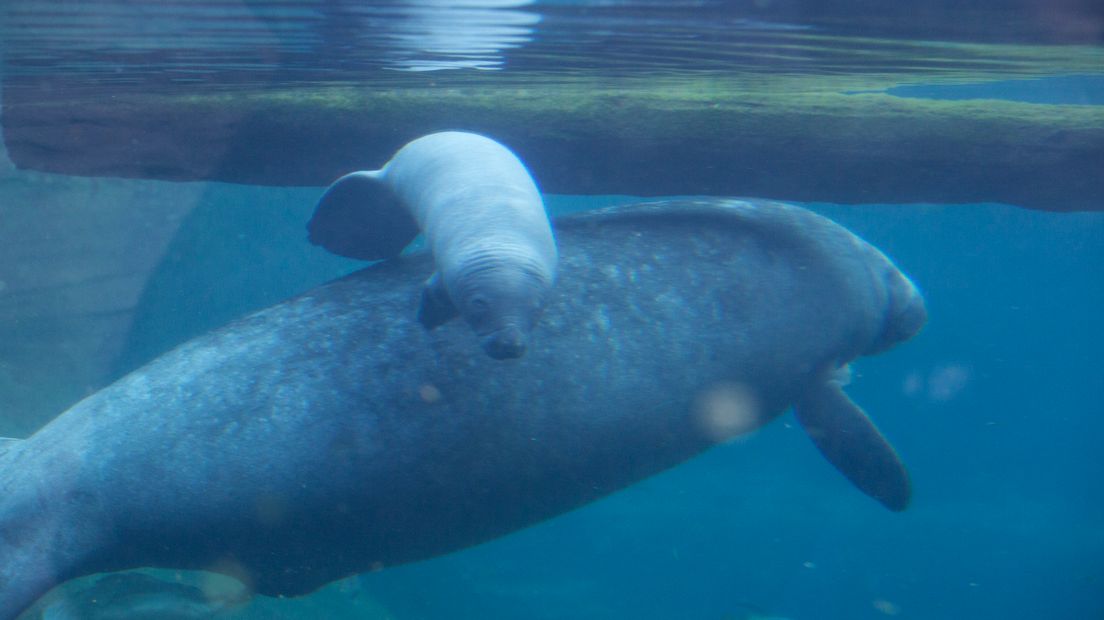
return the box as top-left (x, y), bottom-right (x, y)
top-left (481, 326), bottom-right (527, 359)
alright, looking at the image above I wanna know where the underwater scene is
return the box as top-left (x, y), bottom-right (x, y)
top-left (0, 1), bottom-right (1101, 619)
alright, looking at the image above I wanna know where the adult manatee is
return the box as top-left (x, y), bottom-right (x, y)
top-left (0, 199), bottom-right (925, 619)
top-left (308, 131), bottom-right (557, 359)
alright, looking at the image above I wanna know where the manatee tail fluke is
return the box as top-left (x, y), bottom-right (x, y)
top-left (793, 380), bottom-right (911, 511)
top-left (308, 170), bottom-right (419, 260)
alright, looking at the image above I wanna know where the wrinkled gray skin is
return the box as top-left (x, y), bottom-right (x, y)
top-left (309, 131), bottom-right (558, 359)
top-left (0, 200), bottom-right (925, 620)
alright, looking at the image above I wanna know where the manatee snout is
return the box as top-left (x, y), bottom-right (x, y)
top-left (870, 271), bottom-right (927, 353)
top-left (481, 325), bottom-right (528, 359)
top-left (892, 284), bottom-right (927, 342)
top-left (459, 264), bottom-right (553, 360)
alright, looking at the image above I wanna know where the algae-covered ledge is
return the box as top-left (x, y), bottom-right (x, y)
top-left (3, 75), bottom-right (1102, 211)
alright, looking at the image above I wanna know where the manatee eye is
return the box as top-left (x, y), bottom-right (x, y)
top-left (469, 295), bottom-right (489, 313)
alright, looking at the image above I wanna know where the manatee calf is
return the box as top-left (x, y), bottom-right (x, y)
top-left (0, 199), bottom-right (925, 619)
top-left (308, 131), bottom-right (557, 359)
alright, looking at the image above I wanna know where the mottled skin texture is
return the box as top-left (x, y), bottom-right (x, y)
top-left (0, 200), bottom-right (924, 619)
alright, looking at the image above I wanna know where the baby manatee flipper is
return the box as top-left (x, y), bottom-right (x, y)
top-left (793, 379), bottom-right (911, 511)
top-left (417, 273), bottom-right (459, 330)
top-left (307, 171), bottom-right (419, 260)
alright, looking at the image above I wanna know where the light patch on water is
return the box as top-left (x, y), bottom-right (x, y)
top-left (927, 364), bottom-right (971, 401)
top-left (903, 363), bottom-right (971, 403)
top-left (382, 0), bottom-right (540, 72)
top-left (872, 598), bottom-right (902, 615)
top-left (693, 382), bottom-right (764, 443)
top-left (592, 305), bottom-right (611, 334)
top-left (418, 383), bottom-right (442, 404)
top-left (902, 371), bottom-right (923, 396)
top-left (600, 264), bottom-right (621, 281)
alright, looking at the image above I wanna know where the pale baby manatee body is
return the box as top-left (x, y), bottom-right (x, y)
top-left (0, 199), bottom-right (925, 619)
top-left (308, 131), bottom-right (557, 359)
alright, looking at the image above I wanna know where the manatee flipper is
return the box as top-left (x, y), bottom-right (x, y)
top-left (307, 171), bottom-right (419, 260)
top-left (417, 273), bottom-right (459, 330)
top-left (793, 379), bottom-right (911, 511)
